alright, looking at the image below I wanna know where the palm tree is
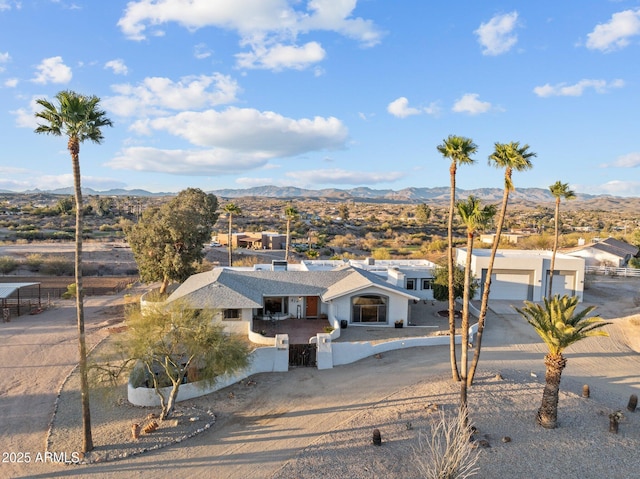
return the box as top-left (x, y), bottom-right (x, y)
top-left (224, 202), bottom-right (242, 267)
top-left (437, 135), bottom-right (478, 381)
top-left (34, 90), bottom-right (113, 453)
top-left (284, 204), bottom-right (299, 262)
top-left (456, 196), bottom-right (496, 408)
top-left (468, 142), bottom-right (535, 386)
top-left (516, 295), bottom-right (610, 428)
top-left (548, 181), bottom-right (576, 299)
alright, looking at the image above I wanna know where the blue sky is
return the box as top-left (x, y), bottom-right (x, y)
top-left (1, 1), bottom-right (639, 196)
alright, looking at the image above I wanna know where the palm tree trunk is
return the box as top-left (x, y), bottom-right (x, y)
top-left (448, 163), bottom-right (460, 381)
top-left (548, 198), bottom-right (560, 299)
top-left (537, 353), bottom-right (567, 429)
top-left (228, 215), bottom-right (233, 267)
top-left (71, 147), bottom-right (93, 453)
top-left (285, 219), bottom-right (291, 262)
top-left (460, 232), bottom-right (474, 408)
top-left (467, 181), bottom-right (510, 386)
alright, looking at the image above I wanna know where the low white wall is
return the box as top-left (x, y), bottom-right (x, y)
top-left (128, 346), bottom-right (288, 407)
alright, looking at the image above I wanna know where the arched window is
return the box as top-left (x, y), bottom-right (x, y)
top-left (351, 294), bottom-right (388, 323)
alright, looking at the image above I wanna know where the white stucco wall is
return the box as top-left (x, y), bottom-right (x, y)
top-left (330, 286), bottom-right (410, 326)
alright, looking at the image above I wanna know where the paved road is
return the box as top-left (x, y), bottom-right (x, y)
top-left (2, 279), bottom-right (639, 478)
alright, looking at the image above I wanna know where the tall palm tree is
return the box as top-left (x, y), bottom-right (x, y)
top-left (548, 181), bottom-right (576, 299)
top-left (34, 90), bottom-right (113, 453)
top-left (468, 142), bottom-right (535, 386)
top-left (456, 196), bottom-right (496, 408)
top-left (516, 295), bottom-right (610, 428)
top-left (224, 202), bottom-right (242, 267)
top-left (437, 135), bottom-right (478, 382)
top-left (284, 204), bottom-right (299, 262)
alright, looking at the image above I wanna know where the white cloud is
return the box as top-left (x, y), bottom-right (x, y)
top-left (0, 1), bottom-right (21, 12)
top-left (117, 0), bottom-right (382, 71)
top-left (475, 11), bottom-right (519, 56)
top-left (108, 107), bottom-right (349, 176)
top-left (591, 180), bottom-right (640, 196)
top-left (285, 168), bottom-right (405, 185)
top-left (146, 107), bottom-right (349, 156)
top-left (12, 96), bottom-right (44, 129)
top-left (31, 56), bottom-right (72, 84)
top-left (103, 73), bottom-right (240, 117)
top-left (4, 78), bottom-right (18, 87)
top-left (601, 152), bottom-right (640, 168)
top-left (533, 79), bottom-right (625, 97)
top-left (387, 97), bottom-right (420, 118)
top-left (194, 43), bottom-right (212, 59)
top-left (236, 41), bottom-right (325, 70)
top-left (105, 59), bottom-right (128, 75)
top-left (586, 8), bottom-right (640, 52)
top-left (107, 147), bottom-right (270, 175)
top-left (0, 51), bottom-right (10, 72)
top-left (452, 93), bottom-right (492, 115)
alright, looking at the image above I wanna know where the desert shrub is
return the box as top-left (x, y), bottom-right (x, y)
top-left (62, 283), bottom-right (77, 299)
top-left (52, 231), bottom-right (74, 240)
top-left (41, 258), bottom-right (74, 276)
top-left (412, 407), bottom-right (479, 479)
top-left (0, 256), bottom-right (18, 275)
top-left (25, 253), bottom-right (45, 271)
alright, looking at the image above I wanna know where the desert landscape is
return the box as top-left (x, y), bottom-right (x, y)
top-left (1, 268), bottom-right (639, 478)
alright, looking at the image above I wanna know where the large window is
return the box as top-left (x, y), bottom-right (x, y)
top-left (351, 294), bottom-right (388, 324)
top-left (263, 297), bottom-right (288, 315)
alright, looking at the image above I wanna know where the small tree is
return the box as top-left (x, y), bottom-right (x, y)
top-left (516, 295), bottom-right (610, 429)
top-left (548, 181), bottom-right (576, 299)
top-left (224, 202), bottom-right (242, 267)
top-left (284, 204), bottom-right (299, 262)
top-left (433, 262), bottom-right (478, 305)
top-left (127, 188), bottom-right (219, 294)
top-left (124, 301), bottom-right (251, 420)
top-left (415, 203), bottom-right (432, 224)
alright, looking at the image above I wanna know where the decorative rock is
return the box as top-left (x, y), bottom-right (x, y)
top-left (582, 384), bottom-right (590, 398)
top-left (372, 428), bottom-right (382, 446)
top-left (477, 439), bottom-right (491, 448)
top-left (494, 373), bottom-right (503, 381)
top-left (627, 394), bottom-right (637, 412)
top-left (501, 436), bottom-right (511, 443)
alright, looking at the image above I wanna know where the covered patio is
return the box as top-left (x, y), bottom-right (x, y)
top-left (252, 318), bottom-right (330, 344)
top-left (0, 282), bottom-right (42, 321)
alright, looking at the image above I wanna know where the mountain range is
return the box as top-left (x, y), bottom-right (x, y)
top-left (3, 185), bottom-right (635, 211)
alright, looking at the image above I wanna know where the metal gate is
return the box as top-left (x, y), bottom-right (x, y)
top-left (289, 344), bottom-right (316, 367)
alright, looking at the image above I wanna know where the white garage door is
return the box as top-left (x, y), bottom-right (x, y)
top-left (549, 271), bottom-right (575, 297)
top-left (489, 270), bottom-right (533, 300)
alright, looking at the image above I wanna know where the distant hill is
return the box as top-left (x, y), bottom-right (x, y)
top-left (3, 185), bottom-right (633, 211)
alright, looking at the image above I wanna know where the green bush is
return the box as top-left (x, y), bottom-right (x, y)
top-left (62, 283), bottom-right (77, 299)
top-left (0, 256), bottom-right (18, 275)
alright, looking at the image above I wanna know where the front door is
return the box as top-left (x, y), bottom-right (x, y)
top-left (305, 296), bottom-right (319, 318)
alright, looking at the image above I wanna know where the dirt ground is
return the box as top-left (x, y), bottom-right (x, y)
top-left (1, 269), bottom-right (639, 478)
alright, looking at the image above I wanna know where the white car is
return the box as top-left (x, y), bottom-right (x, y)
top-left (210, 241), bottom-right (222, 247)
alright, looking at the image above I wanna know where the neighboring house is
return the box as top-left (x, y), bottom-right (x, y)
top-left (215, 231), bottom-right (287, 250)
top-left (456, 248), bottom-right (586, 302)
top-left (564, 237), bottom-right (639, 268)
top-left (480, 233), bottom-right (524, 245)
top-left (166, 262), bottom-right (422, 338)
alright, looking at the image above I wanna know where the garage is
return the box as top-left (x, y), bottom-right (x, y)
top-left (483, 269), bottom-right (534, 301)
top-left (547, 270), bottom-right (576, 298)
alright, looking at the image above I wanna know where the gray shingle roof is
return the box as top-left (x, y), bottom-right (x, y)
top-left (167, 266), bottom-right (418, 309)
